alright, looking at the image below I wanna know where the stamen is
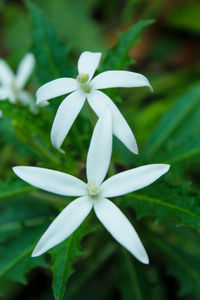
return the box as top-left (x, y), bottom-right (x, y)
top-left (76, 73), bottom-right (91, 93)
top-left (87, 182), bottom-right (100, 197)
top-left (76, 73), bottom-right (89, 83)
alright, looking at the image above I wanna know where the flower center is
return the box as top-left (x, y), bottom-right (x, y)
top-left (76, 73), bottom-right (91, 93)
top-left (10, 82), bottom-right (18, 94)
top-left (77, 73), bottom-right (89, 83)
top-left (87, 182), bottom-right (100, 197)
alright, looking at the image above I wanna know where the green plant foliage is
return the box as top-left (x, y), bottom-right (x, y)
top-left (0, 226), bottom-right (47, 289)
top-left (123, 182), bottom-right (200, 232)
top-left (118, 250), bottom-right (167, 300)
top-left (149, 232), bottom-right (200, 299)
top-left (0, 178), bottom-right (32, 201)
top-left (50, 224), bottom-right (91, 300)
top-left (101, 19), bottom-right (154, 71)
top-left (33, 0), bottom-right (105, 53)
top-left (144, 83), bottom-right (200, 162)
top-left (26, 0), bottom-right (75, 84)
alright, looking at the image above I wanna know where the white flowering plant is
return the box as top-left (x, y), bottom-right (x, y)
top-left (0, 1), bottom-right (200, 300)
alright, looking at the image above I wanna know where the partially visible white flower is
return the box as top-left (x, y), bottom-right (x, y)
top-left (0, 53), bottom-right (37, 112)
top-left (13, 108), bottom-right (169, 264)
top-left (36, 51), bottom-right (153, 154)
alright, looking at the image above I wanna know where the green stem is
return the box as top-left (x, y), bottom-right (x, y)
top-left (31, 190), bottom-right (68, 206)
top-left (30, 138), bottom-right (60, 165)
top-left (70, 123), bottom-right (86, 154)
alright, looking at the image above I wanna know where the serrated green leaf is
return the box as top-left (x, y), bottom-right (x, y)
top-left (123, 182), bottom-right (200, 232)
top-left (144, 83), bottom-right (200, 160)
top-left (0, 194), bottom-right (57, 243)
top-left (26, 0), bottom-right (75, 84)
top-left (101, 19), bottom-right (154, 71)
top-left (50, 224), bottom-right (91, 300)
top-left (0, 226), bottom-right (47, 289)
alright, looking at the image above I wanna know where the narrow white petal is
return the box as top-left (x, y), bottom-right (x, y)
top-left (15, 53), bottom-right (35, 89)
top-left (102, 164), bottom-right (170, 198)
top-left (36, 78), bottom-right (78, 105)
top-left (19, 91), bottom-right (38, 113)
top-left (87, 90), bottom-right (138, 154)
top-left (94, 198), bottom-right (149, 264)
top-left (51, 91), bottom-right (86, 152)
top-left (32, 196), bottom-right (93, 257)
top-left (78, 51), bottom-right (101, 81)
top-left (86, 107), bottom-right (112, 185)
top-left (0, 59), bottom-right (14, 85)
top-left (13, 166), bottom-right (86, 196)
top-left (91, 70), bottom-right (153, 91)
top-left (0, 87), bottom-right (8, 100)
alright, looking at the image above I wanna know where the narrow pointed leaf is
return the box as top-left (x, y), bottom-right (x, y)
top-left (50, 224), bottom-right (91, 300)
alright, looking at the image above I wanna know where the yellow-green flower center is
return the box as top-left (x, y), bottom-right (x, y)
top-left (87, 182), bottom-right (100, 197)
top-left (76, 73), bottom-right (91, 93)
top-left (76, 73), bottom-right (89, 83)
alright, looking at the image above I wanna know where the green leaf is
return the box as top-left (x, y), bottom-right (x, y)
top-left (26, 0), bottom-right (75, 84)
top-left (144, 83), bottom-right (200, 161)
top-left (0, 194), bottom-right (57, 242)
top-left (123, 182), bottom-right (200, 232)
top-left (0, 226), bottom-right (47, 290)
top-left (50, 223), bottom-right (91, 300)
top-left (118, 251), bottom-right (152, 300)
top-left (101, 19), bottom-right (154, 71)
top-left (149, 233), bottom-right (200, 298)
top-left (35, 0), bottom-right (105, 53)
top-left (118, 250), bottom-right (167, 300)
top-left (0, 178), bottom-right (33, 201)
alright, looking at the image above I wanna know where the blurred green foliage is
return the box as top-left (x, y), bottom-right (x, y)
top-left (0, 0), bottom-right (200, 299)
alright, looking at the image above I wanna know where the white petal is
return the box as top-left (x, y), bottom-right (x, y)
top-left (13, 166), bottom-right (86, 196)
top-left (87, 90), bottom-right (138, 154)
top-left (102, 164), bottom-right (170, 198)
top-left (0, 87), bottom-right (8, 100)
top-left (51, 91), bottom-right (85, 152)
top-left (86, 107), bottom-right (112, 185)
top-left (91, 70), bottom-right (153, 91)
top-left (15, 53), bottom-right (35, 89)
top-left (19, 91), bottom-right (38, 113)
top-left (0, 59), bottom-right (14, 85)
top-left (94, 198), bottom-right (149, 264)
top-left (78, 51), bottom-right (101, 81)
top-left (32, 196), bottom-right (92, 257)
top-left (36, 78), bottom-right (78, 105)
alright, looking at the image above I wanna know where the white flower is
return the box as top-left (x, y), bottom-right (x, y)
top-left (13, 108), bottom-right (169, 264)
top-left (36, 51), bottom-right (152, 154)
top-left (0, 53), bottom-right (36, 112)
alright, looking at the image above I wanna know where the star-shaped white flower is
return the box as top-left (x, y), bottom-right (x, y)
top-left (36, 51), bottom-right (152, 154)
top-left (0, 53), bottom-right (36, 112)
top-left (13, 108), bottom-right (169, 264)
